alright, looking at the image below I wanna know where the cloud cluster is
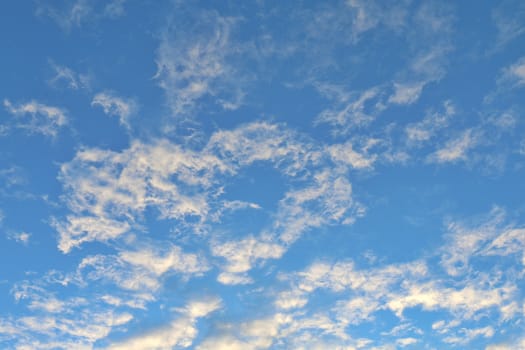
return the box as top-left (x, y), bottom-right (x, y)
top-left (3, 99), bottom-right (68, 138)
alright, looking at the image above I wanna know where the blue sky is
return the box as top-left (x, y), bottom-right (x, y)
top-left (1, 0), bottom-right (525, 349)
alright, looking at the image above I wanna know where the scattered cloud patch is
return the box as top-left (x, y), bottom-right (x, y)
top-left (154, 11), bottom-right (244, 119)
top-left (107, 297), bottom-right (221, 350)
top-left (388, 82), bottom-right (425, 105)
top-left (428, 129), bottom-right (477, 163)
top-left (92, 91), bottom-right (137, 129)
top-left (8, 231), bottom-right (31, 245)
top-left (35, 0), bottom-right (127, 31)
top-left (3, 99), bottom-right (68, 137)
top-left (502, 56), bottom-right (525, 87)
top-left (48, 61), bottom-right (90, 90)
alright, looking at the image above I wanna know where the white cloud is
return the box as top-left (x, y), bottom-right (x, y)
top-left (36, 0), bottom-right (127, 31)
top-left (483, 228), bottom-right (525, 263)
top-left (207, 121), bottom-right (318, 176)
top-left (271, 207), bottom-right (523, 345)
top-left (119, 243), bottom-right (209, 276)
top-left (92, 91), bottom-right (137, 129)
top-left (197, 335), bottom-right (256, 350)
top-left (405, 100), bottom-right (455, 143)
top-left (104, 0), bottom-right (126, 18)
top-left (428, 129), bottom-right (477, 163)
top-left (491, 3), bottom-right (525, 50)
top-left (438, 207), bottom-right (525, 277)
top-left (486, 337), bottom-right (525, 350)
top-left (396, 337), bottom-right (418, 347)
top-left (386, 280), bottom-right (514, 319)
top-left (275, 169), bottom-right (363, 244)
top-left (388, 82), bottom-right (424, 105)
top-left (36, 0), bottom-right (92, 31)
top-left (463, 326), bottom-right (495, 341)
top-left (8, 231), bottom-right (31, 245)
top-left (53, 215), bottom-right (131, 253)
top-left (328, 142), bottom-right (376, 169)
top-left (55, 139), bottom-right (228, 251)
top-left (275, 290), bottom-right (308, 310)
top-left (77, 243), bottom-right (208, 297)
top-left (78, 254), bottom-right (161, 292)
top-left (217, 272), bottom-right (253, 285)
top-left (197, 313), bottom-right (291, 350)
top-left (0, 298), bottom-right (133, 348)
top-left (3, 99), bottom-right (68, 138)
top-left (107, 297), bottom-right (221, 350)
top-left (155, 11), bottom-right (244, 117)
top-left (315, 86), bottom-right (381, 133)
top-left (212, 236), bottom-right (285, 276)
top-left (48, 61), bottom-right (90, 90)
top-left (343, 0), bottom-right (409, 43)
top-left (503, 56), bottom-right (525, 87)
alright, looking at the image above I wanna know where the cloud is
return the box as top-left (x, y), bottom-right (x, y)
top-left (405, 100), bottom-right (455, 144)
top-left (92, 91), bottom-right (138, 129)
top-left (502, 56), bottom-right (525, 87)
top-left (315, 86), bottom-right (382, 133)
top-left (48, 61), bottom-right (90, 90)
top-left (78, 242), bottom-right (209, 295)
top-left (263, 208), bottom-right (524, 347)
top-left (3, 99), bottom-right (68, 138)
top-left (197, 335), bottom-right (256, 350)
top-left (491, 2), bottom-right (525, 50)
top-left (53, 215), bottom-right (131, 253)
top-left (1, 279), bottom-right (134, 349)
top-left (8, 231), bottom-right (31, 245)
top-left (217, 272), bottom-right (253, 285)
top-left (36, 0), bottom-right (92, 31)
top-left (486, 337), bottom-right (525, 350)
top-left (55, 138), bottom-right (228, 251)
top-left (440, 207), bottom-right (506, 276)
top-left (388, 82), bottom-right (425, 105)
top-left (386, 280), bottom-right (515, 319)
top-left (212, 236), bottom-right (285, 283)
top-left (197, 313), bottom-right (292, 350)
top-left (274, 169), bottom-right (363, 244)
top-left (104, 0), bottom-right (126, 18)
top-left (428, 129), bottom-right (477, 163)
top-left (107, 297), bottom-right (221, 350)
top-left (327, 141), bottom-right (376, 169)
top-left (154, 10), bottom-right (244, 118)
top-left (396, 337), bottom-right (418, 347)
top-left (119, 243), bottom-right (209, 277)
top-left (206, 121), bottom-right (318, 176)
top-left (36, 0), bottom-right (127, 31)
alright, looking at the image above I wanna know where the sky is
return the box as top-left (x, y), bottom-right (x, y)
top-left (0, 0), bottom-right (525, 349)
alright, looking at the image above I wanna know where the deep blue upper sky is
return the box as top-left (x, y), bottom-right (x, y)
top-left (1, 1), bottom-right (525, 349)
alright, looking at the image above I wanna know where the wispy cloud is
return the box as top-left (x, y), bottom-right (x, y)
top-left (388, 82), bottom-right (425, 105)
top-left (92, 91), bottom-right (137, 129)
top-left (7, 231), bottom-right (31, 245)
top-left (35, 0), bottom-right (127, 31)
top-left (155, 10), bottom-right (244, 120)
top-left (48, 61), bottom-right (90, 90)
top-left (212, 236), bottom-right (285, 284)
top-left (427, 129), bottom-right (478, 163)
top-left (3, 99), bottom-right (68, 138)
top-left (107, 297), bottom-right (221, 350)
top-left (502, 56), bottom-right (525, 87)
top-left (491, 1), bottom-right (525, 51)
top-left (315, 85), bottom-right (382, 133)
top-left (405, 100), bottom-right (455, 144)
